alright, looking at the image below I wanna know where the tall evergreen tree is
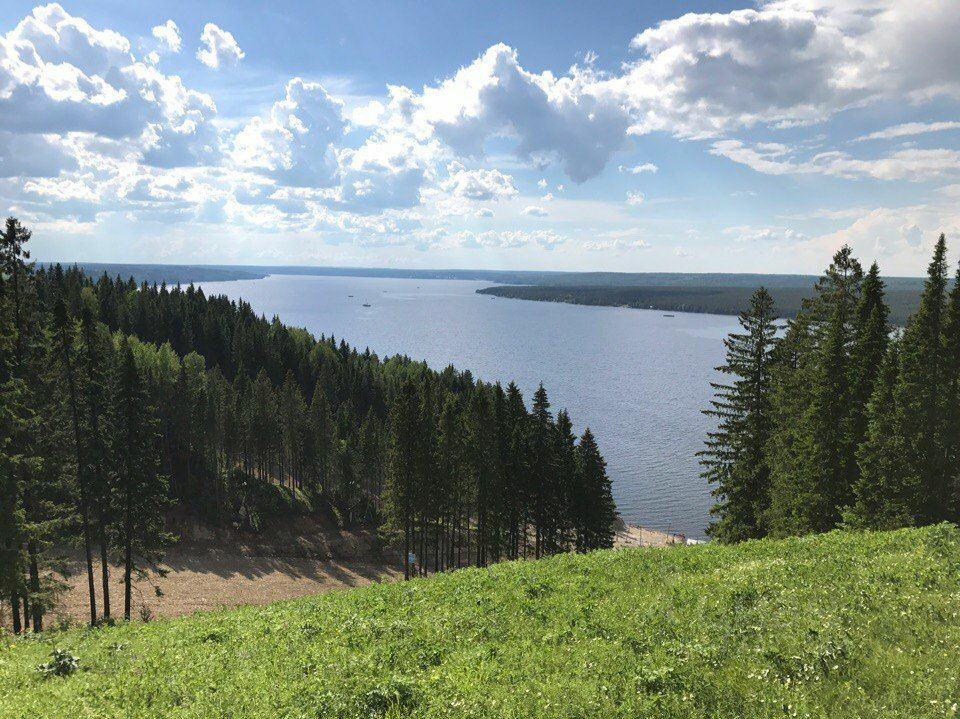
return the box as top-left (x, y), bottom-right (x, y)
top-left (849, 340), bottom-right (917, 528)
top-left (113, 339), bottom-right (173, 620)
top-left (384, 381), bottom-right (420, 580)
top-left (893, 234), bottom-right (950, 523)
top-left (573, 428), bottom-right (616, 550)
top-left (699, 287), bottom-right (777, 542)
top-left (767, 247), bottom-right (863, 536)
top-left (847, 262), bottom-right (890, 470)
top-left (51, 297), bottom-right (98, 626)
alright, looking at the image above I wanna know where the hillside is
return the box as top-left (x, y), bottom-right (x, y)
top-left (2, 526), bottom-right (958, 718)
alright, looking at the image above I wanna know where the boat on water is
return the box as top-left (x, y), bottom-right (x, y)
top-left (663, 314), bottom-right (675, 317)
top-left (362, 303), bottom-right (371, 307)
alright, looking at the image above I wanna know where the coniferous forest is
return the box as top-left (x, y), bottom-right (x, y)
top-left (0, 218), bottom-right (617, 633)
top-left (702, 233), bottom-right (960, 542)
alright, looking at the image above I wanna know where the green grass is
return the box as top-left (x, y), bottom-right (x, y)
top-left (2, 526), bottom-right (960, 718)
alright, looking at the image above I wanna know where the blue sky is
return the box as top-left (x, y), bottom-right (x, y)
top-left (1, 1), bottom-right (958, 275)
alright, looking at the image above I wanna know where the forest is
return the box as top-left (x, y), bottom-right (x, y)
top-left (701, 234), bottom-right (960, 541)
top-left (478, 283), bottom-right (927, 325)
top-left (0, 217), bottom-right (617, 634)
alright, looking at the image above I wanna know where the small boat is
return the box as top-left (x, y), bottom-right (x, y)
top-left (663, 314), bottom-right (675, 318)
top-left (362, 303), bottom-right (371, 307)
top-left (348, 294), bottom-right (354, 297)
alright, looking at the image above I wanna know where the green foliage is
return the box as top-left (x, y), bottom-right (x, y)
top-left (699, 287), bottom-right (777, 542)
top-left (2, 526), bottom-right (959, 717)
top-left (36, 648), bottom-right (79, 678)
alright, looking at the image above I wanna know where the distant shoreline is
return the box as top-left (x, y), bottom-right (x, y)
top-left (477, 283), bottom-right (925, 325)
top-left (42, 261), bottom-right (927, 324)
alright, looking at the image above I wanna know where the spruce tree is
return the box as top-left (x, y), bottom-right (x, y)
top-left (849, 340), bottom-right (917, 528)
top-left (894, 234), bottom-right (950, 523)
top-left (699, 287), bottom-right (777, 542)
top-left (384, 381), bottom-right (420, 580)
top-left (51, 297), bottom-right (98, 626)
top-left (113, 339), bottom-right (173, 620)
top-left (767, 247), bottom-right (863, 536)
top-left (942, 261), bottom-right (960, 521)
top-left (847, 262), bottom-right (890, 472)
top-left (574, 428), bottom-right (616, 550)
top-left (529, 384), bottom-right (555, 558)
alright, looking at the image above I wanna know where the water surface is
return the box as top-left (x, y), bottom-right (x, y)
top-left (199, 274), bottom-right (740, 538)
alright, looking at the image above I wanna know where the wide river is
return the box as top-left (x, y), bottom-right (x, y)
top-left (198, 274), bottom-right (740, 538)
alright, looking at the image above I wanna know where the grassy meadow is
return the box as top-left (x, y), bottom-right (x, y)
top-left (1, 525), bottom-right (959, 718)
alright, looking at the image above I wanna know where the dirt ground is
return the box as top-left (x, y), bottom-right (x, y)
top-left (5, 521), bottom-right (688, 628)
top-left (46, 548), bottom-right (403, 625)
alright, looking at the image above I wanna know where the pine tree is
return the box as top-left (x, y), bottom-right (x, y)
top-left (699, 287), bottom-right (777, 542)
top-left (941, 261), bottom-right (960, 521)
top-left (51, 297), bottom-right (98, 626)
top-left (847, 263), bottom-right (890, 473)
top-left (529, 384), bottom-right (555, 558)
top-left (767, 247), bottom-right (863, 536)
top-left (78, 287), bottom-right (115, 621)
top-left (849, 340), bottom-right (917, 528)
top-left (894, 234), bottom-right (950, 523)
top-left (552, 409), bottom-right (577, 553)
top-left (384, 381), bottom-right (420, 580)
top-left (574, 428), bottom-right (616, 550)
top-left (113, 339), bottom-right (173, 620)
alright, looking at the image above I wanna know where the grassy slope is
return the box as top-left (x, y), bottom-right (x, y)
top-left (2, 526), bottom-right (959, 718)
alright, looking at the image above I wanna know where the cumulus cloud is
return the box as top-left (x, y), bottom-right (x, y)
top-left (522, 205), bottom-right (548, 217)
top-left (626, 191), bottom-right (644, 205)
top-left (724, 225), bottom-right (808, 242)
top-left (336, 131), bottom-right (435, 211)
top-left (610, 0), bottom-right (960, 139)
top-left (619, 162), bottom-right (657, 174)
top-left (232, 78), bottom-right (345, 187)
top-left (403, 43), bottom-right (632, 182)
top-left (475, 207), bottom-right (493, 218)
top-left (0, 4), bottom-right (219, 171)
top-left (583, 237), bottom-right (651, 251)
top-left (197, 23), bottom-right (243, 68)
top-left (457, 228), bottom-right (565, 250)
top-left (151, 20), bottom-right (181, 53)
top-left (438, 161), bottom-right (517, 200)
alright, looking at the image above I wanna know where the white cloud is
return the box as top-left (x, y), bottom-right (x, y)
top-left (349, 100), bottom-right (385, 128)
top-left (0, 5), bottom-right (220, 172)
top-left (475, 207), bottom-right (493, 218)
top-left (619, 162), bottom-right (658, 174)
top-left (336, 131), bottom-right (435, 211)
top-left (583, 238), bottom-right (651, 251)
top-left (457, 228), bottom-right (565, 250)
top-left (613, 0), bottom-right (960, 139)
top-left (232, 78), bottom-right (345, 187)
top-left (438, 161), bottom-right (517, 200)
top-left (537, 178), bottom-right (547, 188)
top-left (626, 191), bottom-right (644, 205)
top-left (724, 225), bottom-right (808, 242)
top-left (853, 120), bottom-right (960, 142)
top-left (522, 205), bottom-right (548, 217)
top-left (401, 44), bottom-right (632, 182)
top-left (197, 23), bottom-right (243, 69)
top-left (711, 140), bottom-right (960, 181)
top-left (151, 20), bottom-right (181, 53)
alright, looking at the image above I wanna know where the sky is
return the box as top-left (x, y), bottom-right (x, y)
top-left (1, 0), bottom-right (959, 275)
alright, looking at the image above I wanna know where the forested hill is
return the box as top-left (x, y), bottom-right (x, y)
top-left (3, 218), bottom-right (617, 634)
top-left (478, 283), bottom-right (926, 325)
top-left (43, 263), bottom-right (268, 285)
top-left (3, 525), bottom-right (958, 718)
